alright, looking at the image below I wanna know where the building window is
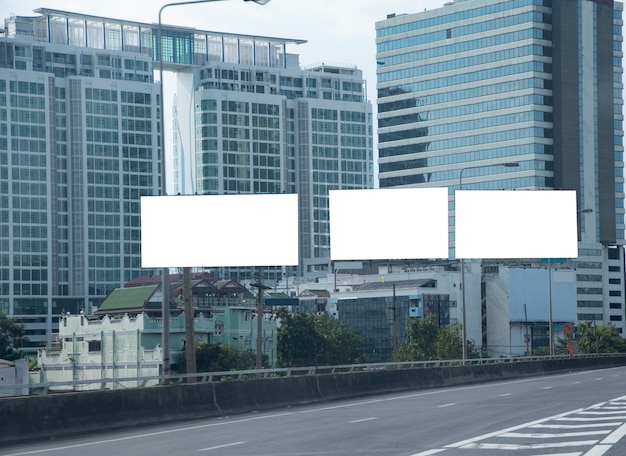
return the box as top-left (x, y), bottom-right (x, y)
top-left (88, 340), bottom-right (102, 352)
top-left (577, 313), bottom-right (603, 321)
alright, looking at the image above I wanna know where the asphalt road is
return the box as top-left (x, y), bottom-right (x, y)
top-left (4, 366), bottom-right (626, 456)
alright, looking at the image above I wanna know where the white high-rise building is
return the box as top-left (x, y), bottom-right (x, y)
top-left (168, 31), bottom-right (374, 280)
top-left (0, 8), bottom-right (374, 349)
top-left (0, 10), bottom-right (161, 349)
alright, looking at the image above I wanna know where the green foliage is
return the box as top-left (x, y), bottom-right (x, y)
top-left (398, 314), bottom-right (480, 362)
top-left (277, 311), bottom-right (365, 367)
top-left (0, 313), bottom-right (28, 361)
top-left (575, 321), bottom-right (626, 354)
top-left (397, 314), bottom-right (438, 361)
top-left (176, 342), bottom-right (260, 373)
top-left (434, 324), bottom-right (463, 360)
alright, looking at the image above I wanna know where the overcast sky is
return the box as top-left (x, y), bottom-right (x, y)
top-left (4, 0), bottom-right (446, 106)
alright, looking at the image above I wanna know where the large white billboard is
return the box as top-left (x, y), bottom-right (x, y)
top-left (141, 194), bottom-right (298, 268)
top-left (455, 190), bottom-right (578, 259)
top-left (329, 187), bottom-right (449, 260)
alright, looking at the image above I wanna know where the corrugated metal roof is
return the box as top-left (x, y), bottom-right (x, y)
top-left (97, 285), bottom-right (159, 312)
top-left (354, 279), bottom-right (436, 292)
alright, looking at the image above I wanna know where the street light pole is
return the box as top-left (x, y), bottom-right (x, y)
top-left (457, 162), bottom-right (519, 362)
top-left (548, 257), bottom-right (553, 356)
top-left (157, 0), bottom-right (271, 381)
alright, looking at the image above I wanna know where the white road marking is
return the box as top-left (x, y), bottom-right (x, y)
top-left (448, 394), bottom-right (626, 453)
top-left (446, 408), bottom-right (587, 448)
top-left (531, 422), bottom-right (622, 429)
top-left (579, 410), bottom-right (626, 415)
top-left (599, 422), bottom-right (626, 444)
top-left (349, 417), bottom-right (378, 423)
top-left (198, 441), bottom-right (246, 452)
top-left (543, 386), bottom-right (553, 389)
top-left (438, 403), bottom-right (456, 408)
top-left (584, 444), bottom-right (613, 455)
top-left (498, 393), bottom-right (512, 397)
top-left (460, 441), bottom-right (599, 450)
top-left (528, 453), bottom-right (584, 456)
top-left (500, 430), bottom-right (610, 439)
top-left (408, 450), bottom-right (446, 456)
top-left (556, 416), bottom-right (626, 421)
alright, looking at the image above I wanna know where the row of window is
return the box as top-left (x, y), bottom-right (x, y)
top-left (10, 225), bottom-right (47, 238)
top-left (379, 94), bottom-right (550, 129)
top-left (381, 127), bottom-right (551, 156)
top-left (379, 44), bottom-right (549, 84)
top-left (121, 105), bottom-right (152, 119)
top-left (10, 109), bottom-right (46, 124)
top-left (380, 61), bottom-right (548, 95)
top-left (377, 0), bottom-right (547, 38)
top-left (379, 174), bottom-right (550, 190)
top-left (6, 211), bottom-right (46, 224)
top-left (379, 28), bottom-right (548, 68)
top-left (379, 111), bottom-right (549, 144)
top-left (379, 77), bottom-right (546, 112)
top-left (378, 11), bottom-right (547, 53)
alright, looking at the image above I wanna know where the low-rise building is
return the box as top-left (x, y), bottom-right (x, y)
top-left (0, 359), bottom-right (29, 397)
top-left (35, 282), bottom-right (278, 389)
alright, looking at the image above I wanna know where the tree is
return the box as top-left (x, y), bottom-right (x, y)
top-left (176, 342), bottom-right (260, 373)
top-left (398, 314), bottom-right (439, 361)
top-left (277, 311), bottom-right (365, 367)
top-left (0, 313), bottom-right (28, 361)
top-left (575, 322), bottom-right (626, 354)
top-left (398, 314), bottom-right (480, 362)
top-left (314, 313), bottom-right (366, 366)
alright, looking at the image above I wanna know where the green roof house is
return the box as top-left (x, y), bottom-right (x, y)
top-left (95, 285), bottom-right (176, 316)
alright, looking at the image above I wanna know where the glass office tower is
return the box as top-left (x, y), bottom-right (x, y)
top-left (376, 0), bottom-right (625, 332)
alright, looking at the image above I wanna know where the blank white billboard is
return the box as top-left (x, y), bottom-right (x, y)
top-left (455, 190), bottom-right (578, 259)
top-left (141, 194), bottom-right (298, 268)
top-left (329, 188), bottom-right (449, 260)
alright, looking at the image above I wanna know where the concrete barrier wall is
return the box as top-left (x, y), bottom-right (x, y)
top-left (2, 356), bottom-right (626, 447)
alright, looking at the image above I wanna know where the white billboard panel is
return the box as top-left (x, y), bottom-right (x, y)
top-left (455, 190), bottom-right (578, 259)
top-left (329, 188), bottom-right (449, 260)
top-left (141, 194), bottom-right (298, 267)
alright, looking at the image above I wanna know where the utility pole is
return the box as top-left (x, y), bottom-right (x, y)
top-left (392, 283), bottom-right (398, 363)
top-left (524, 304), bottom-right (530, 355)
top-left (548, 258), bottom-right (554, 356)
top-left (251, 268), bottom-right (271, 369)
top-left (183, 267), bottom-right (196, 380)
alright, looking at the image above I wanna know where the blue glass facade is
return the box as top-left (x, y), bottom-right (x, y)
top-left (376, 0), bottom-right (625, 331)
top-left (376, 0), bottom-right (555, 191)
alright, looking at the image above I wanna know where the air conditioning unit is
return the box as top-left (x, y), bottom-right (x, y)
top-left (409, 307), bottom-right (423, 318)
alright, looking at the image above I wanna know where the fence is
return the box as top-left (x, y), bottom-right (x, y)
top-left (0, 353), bottom-right (617, 397)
